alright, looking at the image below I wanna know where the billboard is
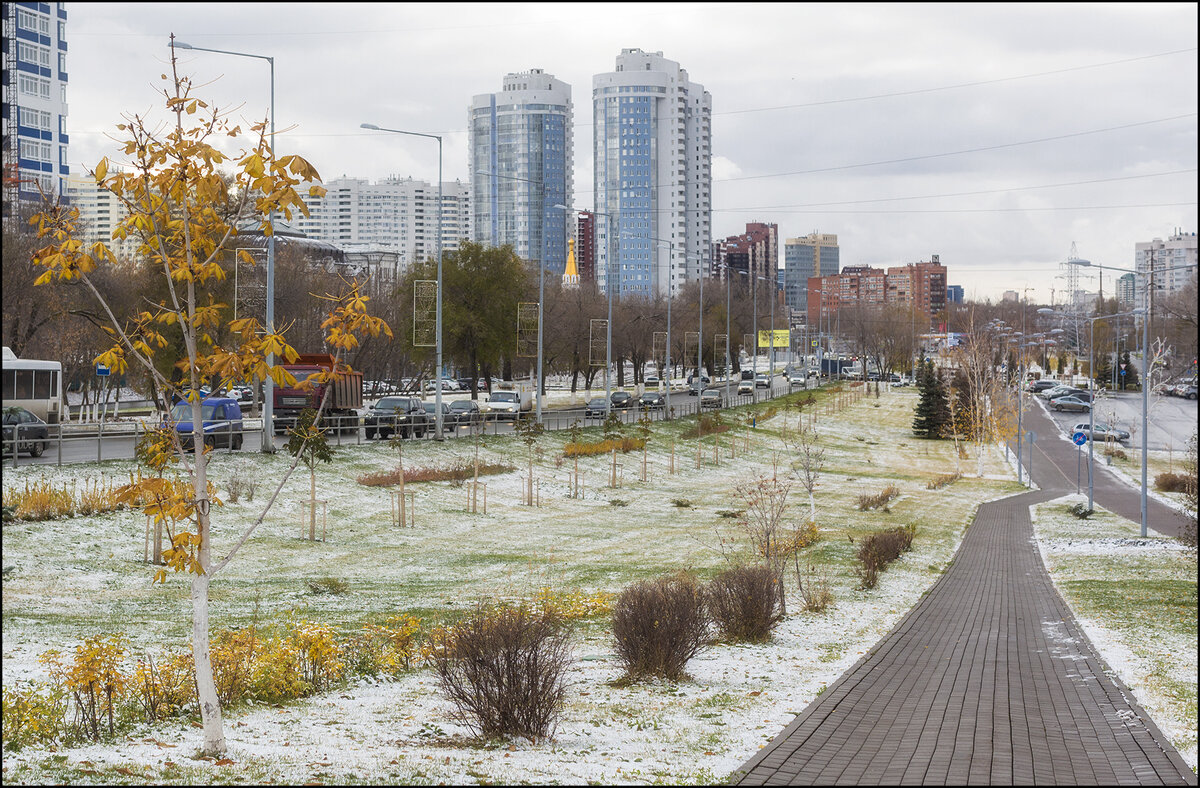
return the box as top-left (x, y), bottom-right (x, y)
top-left (756, 330), bottom-right (790, 349)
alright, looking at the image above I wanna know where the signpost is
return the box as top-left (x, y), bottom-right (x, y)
top-left (1072, 431), bottom-right (1088, 494)
top-left (1025, 430), bottom-right (1037, 487)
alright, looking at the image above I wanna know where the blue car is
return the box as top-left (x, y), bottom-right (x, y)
top-left (167, 396), bottom-right (244, 450)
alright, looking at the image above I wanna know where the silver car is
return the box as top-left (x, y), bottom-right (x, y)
top-left (1073, 422), bottom-right (1130, 443)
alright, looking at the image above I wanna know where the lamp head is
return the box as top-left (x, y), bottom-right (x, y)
top-left (1067, 258), bottom-right (1091, 267)
top-left (174, 40), bottom-right (193, 50)
top-left (360, 123), bottom-right (380, 131)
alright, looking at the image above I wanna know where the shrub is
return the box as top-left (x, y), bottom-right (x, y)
top-left (854, 525), bottom-right (916, 589)
top-left (926, 472), bottom-right (961, 490)
top-left (292, 620), bottom-right (345, 692)
top-left (2, 478), bottom-right (125, 521)
top-left (1070, 502), bottom-right (1093, 519)
top-left (681, 412), bottom-right (730, 439)
top-left (1154, 472), bottom-right (1192, 493)
top-left (209, 627), bottom-right (261, 706)
top-left (225, 460), bottom-right (259, 503)
top-left (306, 576), bottom-right (350, 595)
top-left (130, 653), bottom-right (194, 723)
top-left (612, 573), bottom-right (710, 681)
top-left (533, 588), bottom-right (613, 622)
top-left (759, 521), bottom-right (820, 558)
top-left (562, 437), bottom-right (646, 457)
top-left (856, 484), bottom-right (900, 511)
top-left (797, 562), bottom-right (834, 613)
top-left (1, 681), bottom-right (68, 750)
top-left (706, 564), bottom-right (783, 643)
top-left (431, 604), bottom-right (572, 742)
top-left (37, 633), bottom-right (128, 741)
top-left (344, 615), bottom-right (422, 678)
top-left (671, 498), bottom-right (692, 508)
top-left (1104, 447), bottom-right (1128, 460)
top-left (357, 461), bottom-right (515, 487)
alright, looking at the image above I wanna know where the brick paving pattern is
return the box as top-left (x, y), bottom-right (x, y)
top-left (734, 403), bottom-right (1196, 785)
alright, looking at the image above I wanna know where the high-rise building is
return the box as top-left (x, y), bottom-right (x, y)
top-left (1134, 230), bottom-right (1197, 306)
top-left (946, 285), bottom-right (964, 304)
top-left (784, 232), bottom-right (839, 314)
top-left (2, 2), bottom-right (70, 212)
top-left (715, 222), bottom-right (777, 281)
top-left (886, 256), bottom-right (947, 319)
top-left (1115, 273), bottom-right (1136, 306)
top-left (469, 68), bottom-right (573, 275)
top-left (593, 48), bottom-right (711, 298)
top-left (295, 175), bottom-right (470, 273)
top-left (575, 210), bottom-right (596, 284)
top-left (65, 173), bottom-right (136, 259)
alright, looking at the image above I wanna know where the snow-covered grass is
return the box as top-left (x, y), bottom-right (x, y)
top-left (1031, 494), bottom-right (1198, 772)
top-left (2, 385), bottom-right (1020, 784)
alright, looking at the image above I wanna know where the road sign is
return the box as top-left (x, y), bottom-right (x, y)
top-left (1025, 430), bottom-right (1036, 443)
top-left (96, 364), bottom-right (110, 377)
top-left (811, 340), bottom-right (818, 348)
top-left (1072, 431), bottom-right (1087, 446)
top-left (1120, 369), bottom-right (1126, 376)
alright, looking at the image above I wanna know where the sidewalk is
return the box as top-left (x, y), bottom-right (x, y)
top-left (733, 423), bottom-right (1196, 785)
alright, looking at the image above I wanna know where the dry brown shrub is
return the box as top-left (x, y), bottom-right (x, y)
top-left (612, 573), bottom-right (710, 681)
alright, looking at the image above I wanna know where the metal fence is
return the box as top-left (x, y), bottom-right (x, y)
top-left (3, 379), bottom-right (805, 468)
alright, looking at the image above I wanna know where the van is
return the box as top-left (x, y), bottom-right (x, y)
top-left (484, 389), bottom-right (532, 420)
top-left (167, 396), bottom-right (244, 450)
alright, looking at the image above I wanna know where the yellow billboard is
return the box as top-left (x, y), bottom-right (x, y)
top-left (757, 330), bottom-right (790, 348)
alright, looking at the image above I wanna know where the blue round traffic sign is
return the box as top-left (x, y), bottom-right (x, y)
top-left (1072, 431), bottom-right (1088, 446)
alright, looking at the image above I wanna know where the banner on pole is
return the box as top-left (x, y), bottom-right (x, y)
top-left (413, 280), bottom-right (437, 347)
top-left (516, 302), bottom-right (539, 357)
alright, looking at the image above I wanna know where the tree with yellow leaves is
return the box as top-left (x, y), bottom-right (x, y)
top-left (29, 43), bottom-right (389, 756)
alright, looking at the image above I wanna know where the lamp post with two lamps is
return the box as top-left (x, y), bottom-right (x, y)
top-left (360, 123), bottom-right (444, 439)
top-left (174, 39), bottom-right (277, 452)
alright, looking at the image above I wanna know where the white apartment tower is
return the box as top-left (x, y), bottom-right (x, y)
top-left (593, 48), bottom-right (711, 298)
top-left (65, 174), bottom-right (136, 259)
top-left (295, 176), bottom-right (470, 272)
top-left (1134, 230), bottom-right (1197, 307)
top-left (469, 68), bottom-right (573, 274)
top-left (3, 2), bottom-right (70, 211)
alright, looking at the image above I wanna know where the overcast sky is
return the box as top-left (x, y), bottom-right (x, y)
top-left (67, 2), bottom-right (1197, 303)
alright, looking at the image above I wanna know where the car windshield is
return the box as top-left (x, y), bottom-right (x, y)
top-left (422, 403), bottom-right (441, 412)
top-left (377, 397), bottom-right (405, 410)
top-left (588, 398), bottom-right (606, 406)
top-left (449, 401), bottom-right (473, 411)
top-left (170, 402), bottom-right (221, 421)
top-left (491, 393), bottom-right (518, 402)
top-left (2, 409), bottom-right (30, 425)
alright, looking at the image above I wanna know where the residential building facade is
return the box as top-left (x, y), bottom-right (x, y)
top-left (784, 232), bottom-right (839, 314)
top-left (3, 1), bottom-right (70, 212)
top-left (1134, 230), bottom-right (1197, 307)
top-left (1115, 273), bottom-right (1136, 306)
top-left (469, 68), bottom-right (573, 275)
top-left (65, 173), bottom-right (135, 259)
top-left (294, 175), bottom-right (470, 273)
top-left (806, 256), bottom-right (948, 329)
top-left (593, 48), bottom-right (711, 298)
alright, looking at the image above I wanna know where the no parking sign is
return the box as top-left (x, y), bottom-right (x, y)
top-left (1072, 431), bottom-right (1087, 446)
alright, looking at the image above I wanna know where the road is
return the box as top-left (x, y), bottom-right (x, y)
top-left (4, 376), bottom-right (812, 468)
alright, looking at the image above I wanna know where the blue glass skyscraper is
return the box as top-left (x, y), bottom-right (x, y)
top-left (469, 69), bottom-right (573, 275)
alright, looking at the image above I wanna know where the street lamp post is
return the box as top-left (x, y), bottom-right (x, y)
top-left (361, 123), bottom-right (444, 439)
top-left (1067, 258), bottom-right (1197, 537)
top-left (175, 39), bottom-right (277, 452)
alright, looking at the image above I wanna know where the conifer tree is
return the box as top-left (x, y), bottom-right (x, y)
top-left (912, 360), bottom-right (950, 438)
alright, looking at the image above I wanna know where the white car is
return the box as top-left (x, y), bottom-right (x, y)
top-left (424, 379), bottom-right (459, 393)
top-left (737, 379), bottom-right (754, 395)
top-left (755, 373), bottom-right (771, 389)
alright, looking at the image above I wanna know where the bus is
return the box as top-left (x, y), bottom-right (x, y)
top-left (1, 347), bottom-right (64, 424)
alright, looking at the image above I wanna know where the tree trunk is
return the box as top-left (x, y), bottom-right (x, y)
top-left (193, 561), bottom-right (225, 754)
top-left (309, 470), bottom-right (317, 541)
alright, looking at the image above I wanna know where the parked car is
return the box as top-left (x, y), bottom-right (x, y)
top-left (585, 396), bottom-right (609, 419)
top-left (1027, 379), bottom-right (1058, 393)
top-left (737, 379), bottom-right (755, 395)
top-left (2, 406), bottom-right (49, 457)
top-left (644, 375), bottom-right (660, 388)
top-left (755, 373), bottom-right (771, 389)
top-left (446, 399), bottom-right (483, 427)
top-left (1182, 384), bottom-right (1198, 400)
top-left (224, 384), bottom-right (254, 403)
top-left (640, 391), bottom-right (665, 410)
top-left (1041, 385), bottom-right (1087, 401)
top-left (364, 396), bottom-right (429, 439)
top-left (610, 391), bottom-right (637, 409)
top-left (1050, 394), bottom-right (1091, 413)
top-left (166, 397), bottom-right (244, 450)
top-left (1073, 422), bottom-right (1130, 443)
top-left (423, 379), bottom-right (459, 393)
top-left (700, 388), bottom-right (723, 410)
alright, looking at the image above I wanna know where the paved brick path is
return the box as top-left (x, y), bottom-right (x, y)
top-left (734, 401), bottom-right (1196, 785)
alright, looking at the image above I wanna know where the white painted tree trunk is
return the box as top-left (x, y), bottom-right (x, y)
top-left (192, 571), bottom-right (225, 755)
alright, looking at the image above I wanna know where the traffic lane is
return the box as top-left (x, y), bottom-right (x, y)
top-left (1023, 402), bottom-right (1192, 539)
top-left (1038, 392), bottom-right (1197, 451)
